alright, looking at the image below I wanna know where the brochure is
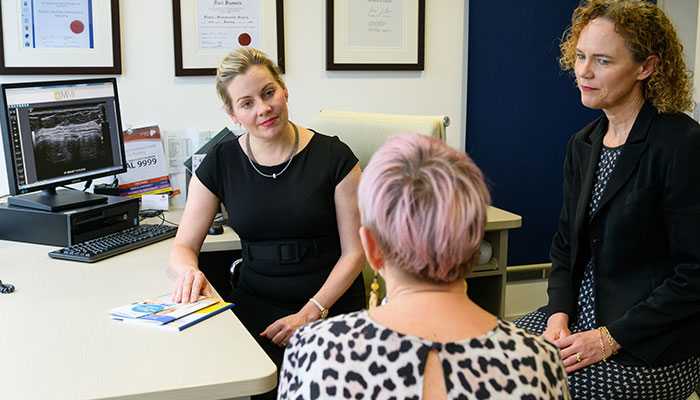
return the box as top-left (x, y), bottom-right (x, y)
top-left (157, 302), bottom-right (234, 331)
top-left (118, 298), bottom-right (219, 325)
top-left (108, 293), bottom-right (181, 319)
top-left (117, 125), bottom-right (172, 198)
top-left (109, 293), bottom-right (233, 331)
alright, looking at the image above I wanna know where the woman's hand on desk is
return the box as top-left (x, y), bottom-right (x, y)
top-left (172, 268), bottom-right (212, 303)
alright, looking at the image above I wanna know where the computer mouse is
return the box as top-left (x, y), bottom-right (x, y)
top-left (208, 223), bottom-right (224, 235)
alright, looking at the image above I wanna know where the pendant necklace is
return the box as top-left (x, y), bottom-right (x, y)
top-left (245, 121), bottom-right (299, 179)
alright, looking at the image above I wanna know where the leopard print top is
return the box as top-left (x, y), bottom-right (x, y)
top-left (279, 310), bottom-right (570, 399)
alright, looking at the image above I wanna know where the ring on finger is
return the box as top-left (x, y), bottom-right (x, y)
top-left (575, 353), bottom-right (582, 363)
top-left (281, 341), bottom-right (287, 347)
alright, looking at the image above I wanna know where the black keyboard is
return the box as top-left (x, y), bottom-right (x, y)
top-left (48, 224), bottom-right (178, 263)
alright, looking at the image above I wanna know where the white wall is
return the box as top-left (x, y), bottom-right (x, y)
top-left (660, 0), bottom-right (699, 73)
top-left (0, 0), bottom-right (468, 196)
top-left (659, 0), bottom-right (700, 120)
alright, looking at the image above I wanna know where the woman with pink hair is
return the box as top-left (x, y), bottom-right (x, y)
top-left (278, 134), bottom-right (570, 399)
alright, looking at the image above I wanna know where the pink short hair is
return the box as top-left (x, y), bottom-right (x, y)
top-left (358, 134), bottom-right (491, 283)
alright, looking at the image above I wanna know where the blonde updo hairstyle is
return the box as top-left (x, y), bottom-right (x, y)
top-left (215, 47), bottom-right (285, 115)
top-left (559, 0), bottom-right (694, 113)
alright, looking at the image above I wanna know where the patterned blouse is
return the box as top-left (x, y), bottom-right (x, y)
top-left (278, 310), bottom-right (571, 399)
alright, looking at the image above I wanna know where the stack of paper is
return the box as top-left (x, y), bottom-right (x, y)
top-left (109, 293), bottom-right (233, 331)
top-left (118, 125), bottom-right (173, 198)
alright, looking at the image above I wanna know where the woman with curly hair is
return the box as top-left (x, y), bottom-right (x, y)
top-left (514, 0), bottom-right (700, 398)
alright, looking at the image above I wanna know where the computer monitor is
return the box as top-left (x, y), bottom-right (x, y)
top-left (0, 78), bottom-right (127, 212)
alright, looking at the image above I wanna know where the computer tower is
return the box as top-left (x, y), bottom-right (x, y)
top-left (0, 195), bottom-right (139, 247)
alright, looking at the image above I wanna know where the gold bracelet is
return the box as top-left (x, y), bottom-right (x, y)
top-left (601, 326), bottom-right (618, 355)
top-left (598, 327), bottom-right (607, 362)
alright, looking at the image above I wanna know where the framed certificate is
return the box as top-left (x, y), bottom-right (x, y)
top-left (0, 0), bottom-right (121, 74)
top-left (173, 0), bottom-right (285, 76)
top-left (326, 0), bottom-right (425, 71)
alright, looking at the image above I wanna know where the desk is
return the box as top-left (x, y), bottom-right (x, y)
top-left (467, 207), bottom-right (522, 317)
top-left (0, 206), bottom-right (519, 399)
top-left (0, 230), bottom-right (276, 399)
top-left (182, 207), bottom-right (522, 318)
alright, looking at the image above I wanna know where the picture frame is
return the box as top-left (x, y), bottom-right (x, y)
top-left (0, 0), bottom-right (121, 75)
top-left (326, 0), bottom-right (425, 71)
top-left (173, 0), bottom-right (285, 76)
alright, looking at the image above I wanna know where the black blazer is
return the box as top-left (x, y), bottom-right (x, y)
top-left (545, 101), bottom-right (700, 366)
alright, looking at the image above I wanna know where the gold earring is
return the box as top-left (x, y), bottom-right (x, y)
top-left (369, 272), bottom-right (380, 309)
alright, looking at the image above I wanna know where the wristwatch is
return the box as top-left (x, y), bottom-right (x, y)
top-left (309, 298), bottom-right (329, 319)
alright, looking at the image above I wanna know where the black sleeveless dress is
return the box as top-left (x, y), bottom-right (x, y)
top-left (195, 130), bottom-right (366, 372)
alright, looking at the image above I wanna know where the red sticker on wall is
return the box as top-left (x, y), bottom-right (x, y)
top-left (238, 33), bottom-right (252, 46)
top-left (70, 20), bottom-right (84, 34)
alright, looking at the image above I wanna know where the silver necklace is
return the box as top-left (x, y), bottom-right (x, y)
top-left (245, 121), bottom-right (299, 179)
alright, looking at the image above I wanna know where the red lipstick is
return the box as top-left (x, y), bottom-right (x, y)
top-left (260, 117), bottom-right (277, 127)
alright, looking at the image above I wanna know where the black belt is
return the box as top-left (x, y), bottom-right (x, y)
top-left (241, 236), bottom-right (338, 264)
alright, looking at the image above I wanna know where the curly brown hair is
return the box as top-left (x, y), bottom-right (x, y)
top-left (559, 0), bottom-right (694, 113)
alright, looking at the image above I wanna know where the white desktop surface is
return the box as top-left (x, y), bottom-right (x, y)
top-left (0, 206), bottom-right (519, 399)
top-left (0, 233), bottom-right (275, 399)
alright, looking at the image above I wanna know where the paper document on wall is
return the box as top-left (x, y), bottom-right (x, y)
top-left (165, 129), bottom-right (209, 174)
top-left (23, 0), bottom-right (94, 49)
top-left (197, 0), bottom-right (261, 51)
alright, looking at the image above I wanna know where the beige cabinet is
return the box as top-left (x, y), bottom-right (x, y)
top-left (467, 207), bottom-right (522, 317)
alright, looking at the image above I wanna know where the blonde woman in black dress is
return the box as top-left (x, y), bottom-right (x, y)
top-left (167, 47), bottom-right (366, 399)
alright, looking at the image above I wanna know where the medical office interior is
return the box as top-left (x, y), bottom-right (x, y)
top-left (0, 0), bottom-right (699, 399)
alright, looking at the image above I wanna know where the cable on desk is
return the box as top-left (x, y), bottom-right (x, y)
top-left (139, 209), bottom-right (163, 220)
top-left (139, 209), bottom-right (179, 227)
top-left (0, 279), bottom-right (15, 294)
top-left (58, 183), bottom-right (91, 192)
top-left (160, 216), bottom-right (179, 227)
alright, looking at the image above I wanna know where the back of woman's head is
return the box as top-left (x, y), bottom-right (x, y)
top-left (358, 134), bottom-right (491, 283)
top-left (216, 47), bottom-right (284, 114)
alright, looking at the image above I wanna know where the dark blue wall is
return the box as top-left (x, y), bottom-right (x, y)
top-left (466, 2), bottom-right (599, 265)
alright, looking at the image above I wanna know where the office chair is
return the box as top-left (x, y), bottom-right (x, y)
top-left (308, 109), bottom-right (449, 306)
top-left (309, 109), bottom-right (448, 169)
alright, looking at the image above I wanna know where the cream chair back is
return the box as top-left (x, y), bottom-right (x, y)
top-left (308, 109), bottom-right (449, 306)
top-left (308, 109), bottom-right (448, 169)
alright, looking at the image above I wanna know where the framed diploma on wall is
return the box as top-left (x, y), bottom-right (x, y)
top-left (326, 0), bottom-right (425, 71)
top-left (173, 0), bottom-right (285, 76)
top-left (0, 0), bottom-right (121, 75)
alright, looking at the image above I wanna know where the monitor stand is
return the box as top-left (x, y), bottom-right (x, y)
top-left (8, 188), bottom-right (108, 212)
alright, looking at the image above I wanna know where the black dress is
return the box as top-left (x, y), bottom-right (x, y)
top-left (195, 130), bottom-right (366, 395)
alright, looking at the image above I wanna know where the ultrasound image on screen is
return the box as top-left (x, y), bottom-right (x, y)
top-left (28, 103), bottom-right (114, 181)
